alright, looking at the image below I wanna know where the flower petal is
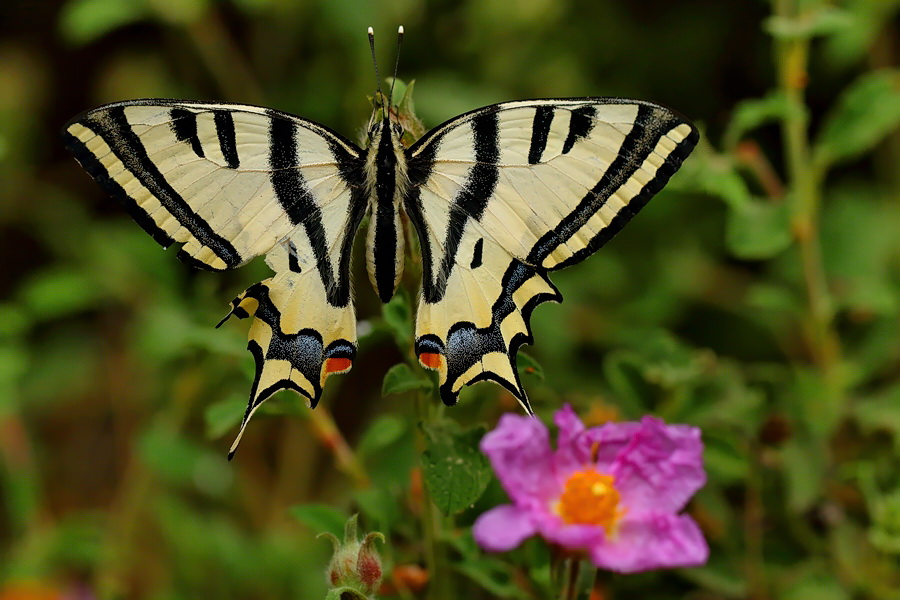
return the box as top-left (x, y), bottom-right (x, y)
top-left (581, 421), bottom-right (644, 472)
top-left (537, 518), bottom-right (605, 550)
top-left (552, 404), bottom-right (588, 478)
top-left (599, 417), bottom-right (705, 512)
top-left (473, 504), bottom-right (538, 552)
top-left (589, 512), bottom-right (708, 573)
top-left (480, 414), bottom-right (556, 506)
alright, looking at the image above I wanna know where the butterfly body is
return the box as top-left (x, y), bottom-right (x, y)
top-left (365, 121), bottom-right (409, 303)
top-left (64, 92), bottom-right (697, 456)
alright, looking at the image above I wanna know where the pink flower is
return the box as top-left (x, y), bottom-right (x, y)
top-left (473, 405), bottom-right (708, 573)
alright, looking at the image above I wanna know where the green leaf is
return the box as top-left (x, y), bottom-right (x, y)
top-left (421, 421), bottom-right (492, 515)
top-left (764, 7), bottom-right (852, 40)
top-left (204, 395), bottom-right (247, 440)
top-left (781, 439), bottom-right (825, 512)
top-left (455, 559), bottom-right (530, 599)
top-left (146, 0), bottom-right (209, 25)
top-left (136, 429), bottom-right (231, 497)
top-left (853, 385), bottom-right (900, 441)
top-left (356, 414), bottom-right (407, 457)
top-left (381, 363), bottom-right (432, 396)
top-left (516, 352), bottom-right (544, 380)
top-left (324, 586), bottom-right (368, 600)
top-left (814, 70), bottom-right (900, 168)
top-left (289, 504), bottom-right (347, 538)
top-left (17, 267), bottom-right (104, 321)
top-left (382, 289), bottom-right (413, 346)
top-left (703, 434), bottom-right (749, 485)
top-left (602, 350), bottom-right (654, 417)
top-left (354, 488), bottom-right (400, 531)
top-left (686, 148), bottom-right (753, 210)
top-left (780, 569), bottom-right (849, 600)
top-left (723, 92), bottom-right (798, 149)
top-left (58, 0), bottom-right (149, 46)
top-left (725, 201), bottom-right (792, 260)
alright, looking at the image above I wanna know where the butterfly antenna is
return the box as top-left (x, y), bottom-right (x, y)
top-left (387, 25), bottom-right (404, 111)
top-left (367, 27), bottom-right (387, 118)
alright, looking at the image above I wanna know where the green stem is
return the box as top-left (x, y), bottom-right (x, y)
top-left (773, 0), bottom-right (843, 393)
top-left (743, 439), bottom-right (767, 600)
top-left (560, 559), bottom-right (581, 600)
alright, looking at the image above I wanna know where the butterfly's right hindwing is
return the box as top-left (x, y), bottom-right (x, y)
top-left (63, 100), bottom-right (367, 456)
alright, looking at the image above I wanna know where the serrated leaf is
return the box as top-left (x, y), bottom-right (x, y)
top-left (289, 504), bottom-right (347, 538)
top-left (421, 422), bottom-right (491, 515)
top-left (814, 70), bottom-right (900, 168)
top-left (381, 363), bottom-right (432, 396)
top-left (725, 201), bottom-right (792, 260)
top-left (516, 352), bottom-right (544, 380)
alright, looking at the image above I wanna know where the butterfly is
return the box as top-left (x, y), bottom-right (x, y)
top-left (62, 27), bottom-right (698, 457)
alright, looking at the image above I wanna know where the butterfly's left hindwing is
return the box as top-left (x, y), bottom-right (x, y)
top-left (404, 99), bottom-right (698, 411)
top-left (63, 100), bottom-right (367, 456)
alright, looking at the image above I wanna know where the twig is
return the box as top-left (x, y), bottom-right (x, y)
top-left (306, 405), bottom-right (371, 489)
top-left (773, 0), bottom-right (844, 395)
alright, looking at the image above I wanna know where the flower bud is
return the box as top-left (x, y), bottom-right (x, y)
top-left (319, 514), bottom-right (385, 598)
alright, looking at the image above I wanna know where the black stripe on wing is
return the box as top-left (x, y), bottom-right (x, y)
top-left (404, 109), bottom-right (501, 304)
top-left (267, 113), bottom-right (367, 308)
top-left (213, 109), bottom-right (240, 169)
top-left (528, 104), bottom-right (699, 269)
top-left (528, 105), bottom-right (554, 164)
top-left (77, 106), bottom-right (243, 269)
top-left (63, 131), bottom-right (176, 249)
top-left (169, 108), bottom-right (205, 158)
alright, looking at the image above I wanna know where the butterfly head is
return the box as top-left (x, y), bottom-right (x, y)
top-left (365, 26), bottom-right (419, 149)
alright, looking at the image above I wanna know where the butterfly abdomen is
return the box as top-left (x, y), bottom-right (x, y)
top-left (365, 123), bottom-right (408, 302)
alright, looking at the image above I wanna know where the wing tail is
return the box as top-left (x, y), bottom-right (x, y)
top-left (415, 238), bottom-right (560, 413)
top-left (223, 272), bottom-right (357, 460)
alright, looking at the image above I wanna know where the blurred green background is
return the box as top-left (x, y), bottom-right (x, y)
top-left (0, 0), bottom-right (898, 598)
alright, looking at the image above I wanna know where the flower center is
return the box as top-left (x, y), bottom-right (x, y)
top-left (556, 468), bottom-right (625, 532)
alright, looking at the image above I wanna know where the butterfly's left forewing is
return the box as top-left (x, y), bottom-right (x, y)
top-left (404, 99), bottom-right (698, 411)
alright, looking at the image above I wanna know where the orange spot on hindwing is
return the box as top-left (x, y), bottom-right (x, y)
top-left (419, 352), bottom-right (443, 369)
top-left (325, 357), bottom-right (352, 374)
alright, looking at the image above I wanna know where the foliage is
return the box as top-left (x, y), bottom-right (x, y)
top-left (0, 0), bottom-right (898, 599)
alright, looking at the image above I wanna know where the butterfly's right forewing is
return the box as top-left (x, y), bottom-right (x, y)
top-left (63, 100), bottom-right (368, 457)
top-left (404, 99), bottom-right (698, 410)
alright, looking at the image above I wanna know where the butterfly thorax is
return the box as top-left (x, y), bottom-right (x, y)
top-left (364, 121), bottom-right (409, 302)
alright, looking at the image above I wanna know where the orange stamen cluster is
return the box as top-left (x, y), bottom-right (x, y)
top-left (556, 468), bottom-right (625, 533)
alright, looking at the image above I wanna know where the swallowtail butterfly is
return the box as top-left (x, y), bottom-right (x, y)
top-left (63, 27), bottom-right (698, 457)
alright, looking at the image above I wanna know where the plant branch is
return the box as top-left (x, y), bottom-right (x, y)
top-left (306, 405), bottom-right (370, 489)
top-left (773, 0), bottom-right (843, 391)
